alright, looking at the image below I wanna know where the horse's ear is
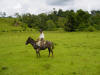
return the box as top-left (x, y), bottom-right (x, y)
top-left (28, 36), bottom-right (31, 39)
top-left (27, 37), bottom-right (31, 40)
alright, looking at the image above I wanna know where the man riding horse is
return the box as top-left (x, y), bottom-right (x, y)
top-left (26, 29), bottom-right (54, 57)
top-left (36, 29), bottom-right (45, 47)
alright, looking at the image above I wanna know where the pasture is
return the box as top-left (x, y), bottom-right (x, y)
top-left (0, 31), bottom-right (100, 75)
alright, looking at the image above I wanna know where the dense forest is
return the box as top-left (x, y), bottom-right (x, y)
top-left (0, 9), bottom-right (100, 32)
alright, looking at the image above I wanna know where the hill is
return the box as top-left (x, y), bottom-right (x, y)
top-left (0, 18), bottom-right (24, 32)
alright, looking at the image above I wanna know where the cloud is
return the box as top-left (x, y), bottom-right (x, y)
top-left (47, 0), bottom-right (74, 6)
top-left (0, 0), bottom-right (100, 16)
top-left (0, 0), bottom-right (47, 16)
top-left (74, 0), bottom-right (100, 11)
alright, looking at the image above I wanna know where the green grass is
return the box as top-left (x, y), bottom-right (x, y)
top-left (0, 18), bottom-right (23, 32)
top-left (0, 31), bottom-right (100, 75)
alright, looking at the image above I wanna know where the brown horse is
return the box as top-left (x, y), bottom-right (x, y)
top-left (26, 37), bottom-right (54, 57)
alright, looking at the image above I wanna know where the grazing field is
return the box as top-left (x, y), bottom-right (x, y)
top-left (0, 31), bottom-right (100, 75)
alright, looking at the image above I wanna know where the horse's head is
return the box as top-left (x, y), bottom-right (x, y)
top-left (26, 37), bottom-right (34, 45)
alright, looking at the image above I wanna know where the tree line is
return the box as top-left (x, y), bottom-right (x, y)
top-left (1, 9), bottom-right (100, 32)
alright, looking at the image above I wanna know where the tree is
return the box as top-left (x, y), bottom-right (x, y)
top-left (91, 10), bottom-right (100, 15)
top-left (46, 20), bottom-right (56, 30)
top-left (56, 17), bottom-right (66, 28)
top-left (0, 12), bottom-right (6, 17)
top-left (64, 10), bottom-right (77, 31)
top-left (90, 13), bottom-right (100, 30)
top-left (48, 12), bottom-right (58, 24)
top-left (76, 9), bottom-right (91, 31)
top-left (38, 13), bottom-right (48, 29)
top-left (15, 13), bottom-right (20, 18)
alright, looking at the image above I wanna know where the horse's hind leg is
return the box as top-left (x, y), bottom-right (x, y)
top-left (48, 48), bottom-right (50, 57)
top-left (36, 52), bottom-right (40, 57)
top-left (38, 51), bottom-right (40, 57)
top-left (48, 48), bottom-right (53, 57)
top-left (51, 49), bottom-right (53, 56)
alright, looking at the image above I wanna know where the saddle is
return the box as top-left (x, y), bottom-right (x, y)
top-left (36, 39), bottom-right (46, 47)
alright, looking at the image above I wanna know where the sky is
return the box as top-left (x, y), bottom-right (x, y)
top-left (0, 0), bottom-right (100, 16)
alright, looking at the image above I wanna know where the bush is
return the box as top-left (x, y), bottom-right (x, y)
top-left (46, 20), bottom-right (56, 31)
top-left (86, 26), bottom-right (96, 32)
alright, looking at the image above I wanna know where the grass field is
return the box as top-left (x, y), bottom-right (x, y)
top-left (0, 31), bottom-right (100, 75)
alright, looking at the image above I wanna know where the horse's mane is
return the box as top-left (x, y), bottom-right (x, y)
top-left (28, 37), bottom-right (36, 42)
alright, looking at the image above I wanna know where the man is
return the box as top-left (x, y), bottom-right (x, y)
top-left (37, 29), bottom-right (45, 47)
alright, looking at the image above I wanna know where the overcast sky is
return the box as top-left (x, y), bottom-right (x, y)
top-left (0, 0), bottom-right (100, 16)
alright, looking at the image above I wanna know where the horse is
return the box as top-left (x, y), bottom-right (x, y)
top-left (25, 37), bottom-right (54, 57)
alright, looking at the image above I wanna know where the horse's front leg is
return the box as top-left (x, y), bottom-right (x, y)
top-left (36, 49), bottom-right (40, 57)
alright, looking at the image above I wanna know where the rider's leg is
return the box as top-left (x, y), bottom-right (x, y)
top-left (40, 38), bottom-right (44, 47)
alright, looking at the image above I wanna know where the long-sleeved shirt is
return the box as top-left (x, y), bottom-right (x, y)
top-left (39, 32), bottom-right (44, 39)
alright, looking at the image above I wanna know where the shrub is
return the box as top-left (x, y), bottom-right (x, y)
top-left (46, 20), bottom-right (56, 31)
top-left (87, 26), bottom-right (96, 32)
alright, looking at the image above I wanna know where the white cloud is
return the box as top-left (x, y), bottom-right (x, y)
top-left (74, 0), bottom-right (100, 11)
top-left (47, 0), bottom-right (73, 6)
top-left (0, 0), bottom-right (100, 16)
